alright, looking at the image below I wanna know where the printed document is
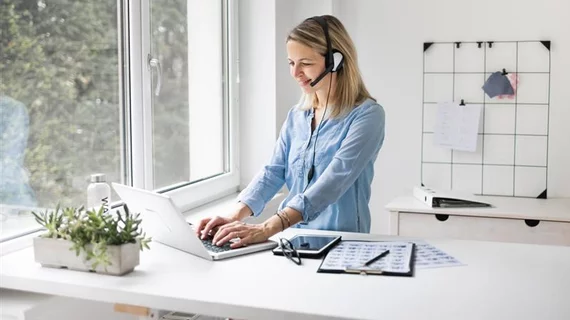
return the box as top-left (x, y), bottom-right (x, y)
top-left (433, 101), bottom-right (482, 152)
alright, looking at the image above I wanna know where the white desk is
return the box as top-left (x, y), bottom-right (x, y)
top-left (387, 196), bottom-right (570, 246)
top-left (1, 228), bottom-right (570, 320)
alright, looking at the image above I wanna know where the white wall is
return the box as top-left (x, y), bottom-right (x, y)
top-left (239, 0), bottom-right (570, 234)
top-left (333, 0), bottom-right (570, 234)
top-left (239, 0), bottom-right (333, 189)
top-left (238, 0), bottom-right (277, 190)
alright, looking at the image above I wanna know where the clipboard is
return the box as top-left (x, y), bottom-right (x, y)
top-left (317, 240), bottom-right (415, 277)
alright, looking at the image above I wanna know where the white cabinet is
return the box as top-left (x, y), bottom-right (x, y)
top-left (387, 196), bottom-right (570, 246)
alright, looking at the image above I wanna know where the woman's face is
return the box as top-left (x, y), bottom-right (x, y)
top-left (287, 40), bottom-right (327, 93)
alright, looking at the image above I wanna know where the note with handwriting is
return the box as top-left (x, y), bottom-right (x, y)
top-left (433, 101), bottom-right (481, 152)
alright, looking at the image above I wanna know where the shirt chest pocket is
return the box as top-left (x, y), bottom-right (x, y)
top-left (287, 137), bottom-right (308, 178)
top-left (313, 125), bottom-right (342, 168)
top-left (287, 123), bottom-right (342, 177)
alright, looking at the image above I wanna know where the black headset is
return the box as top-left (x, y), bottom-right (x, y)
top-left (303, 16), bottom-right (344, 190)
top-left (309, 16), bottom-right (344, 87)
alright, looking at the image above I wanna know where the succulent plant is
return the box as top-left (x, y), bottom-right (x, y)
top-left (31, 204), bottom-right (151, 269)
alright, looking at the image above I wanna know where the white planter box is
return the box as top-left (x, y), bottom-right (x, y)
top-left (33, 237), bottom-right (140, 276)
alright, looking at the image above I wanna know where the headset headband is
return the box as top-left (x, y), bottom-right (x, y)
top-left (310, 16), bottom-right (333, 70)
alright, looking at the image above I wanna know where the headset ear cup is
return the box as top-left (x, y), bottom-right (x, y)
top-left (332, 51), bottom-right (344, 72)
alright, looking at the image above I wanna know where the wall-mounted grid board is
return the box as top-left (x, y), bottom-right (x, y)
top-left (421, 41), bottom-right (551, 198)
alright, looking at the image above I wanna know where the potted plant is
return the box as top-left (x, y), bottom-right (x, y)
top-left (31, 204), bottom-right (151, 276)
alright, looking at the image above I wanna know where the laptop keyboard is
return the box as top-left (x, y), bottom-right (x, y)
top-left (188, 222), bottom-right (233, 253)
top-left (201, 237), bottom-right (233, 253)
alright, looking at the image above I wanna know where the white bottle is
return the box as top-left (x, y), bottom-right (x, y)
top-left (87, 173), bottom-right (111, 214)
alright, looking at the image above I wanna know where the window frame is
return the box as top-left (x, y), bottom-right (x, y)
top-left (0, 0), bottom-right (240, 245)
top-left (129, 0), bottom-right (240, 212)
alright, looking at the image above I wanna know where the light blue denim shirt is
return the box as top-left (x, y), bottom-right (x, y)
top-left (238, 98), bottom-right (385, 233)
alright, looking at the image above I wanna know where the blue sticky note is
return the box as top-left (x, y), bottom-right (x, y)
top-left (482, 71), bottom-right (514, 98)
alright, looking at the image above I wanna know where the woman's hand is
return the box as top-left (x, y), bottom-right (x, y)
top-left (212, 221), bottom-right (270, 249)
top-left (195, 215), bottom-right (238, 240)
top-left (195, 203), bottom-right (254, 240)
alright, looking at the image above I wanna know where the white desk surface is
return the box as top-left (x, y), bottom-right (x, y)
top-left (1, 228), bottom-right (570, 320)
top-left (386, 195), bottom-right (570, 222)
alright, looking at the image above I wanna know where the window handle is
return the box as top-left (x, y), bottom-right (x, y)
top-left (147, 54), bottom-right (162, 96)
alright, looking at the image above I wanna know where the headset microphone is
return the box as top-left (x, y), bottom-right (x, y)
top-left (310, 63), bottom-right (334, 87)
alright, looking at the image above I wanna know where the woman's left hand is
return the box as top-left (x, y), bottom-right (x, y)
top-left (211, 221), bottom-right (269, 248)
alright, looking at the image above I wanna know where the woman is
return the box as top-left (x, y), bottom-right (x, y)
top-left (196, 15), bottom-right (385, 248)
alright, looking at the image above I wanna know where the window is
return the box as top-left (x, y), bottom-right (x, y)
top-left (0, 0), bottom-right (238, 242)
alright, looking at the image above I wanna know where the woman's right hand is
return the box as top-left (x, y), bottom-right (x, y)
top-left (195, 202), bottom-right (253, 239)
top-left (195, 215), bottom-right (238, 239)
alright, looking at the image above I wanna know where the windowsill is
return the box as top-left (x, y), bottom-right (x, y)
top-left (0, 204), bottom-right (44, 243)
top-left (0, 230), bottom-right (42, 257)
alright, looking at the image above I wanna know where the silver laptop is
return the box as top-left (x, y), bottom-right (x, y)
top-left (111, 183), bottom-right (277, 260)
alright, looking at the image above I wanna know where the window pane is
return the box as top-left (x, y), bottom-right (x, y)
top-left (150, 0), bottom-right (226, 190)
top-left (149, 0), bottom-right (189, 189)
top-left (0, 0), bottom-right (122, 240)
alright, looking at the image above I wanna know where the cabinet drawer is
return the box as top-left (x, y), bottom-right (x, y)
top-left (398, 212), bottom-right (570, 246)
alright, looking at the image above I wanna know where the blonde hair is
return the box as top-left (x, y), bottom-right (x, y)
top-left (286, 15), bottom-right (375, 118)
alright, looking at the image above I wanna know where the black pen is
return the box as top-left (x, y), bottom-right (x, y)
top-left (364, 249), bottom-right (390, 266)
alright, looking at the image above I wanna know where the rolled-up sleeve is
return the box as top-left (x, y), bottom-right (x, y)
top-left (236, 112), bottom-right (291, 216)
top-left (286, 104), bottom-right (385, 222)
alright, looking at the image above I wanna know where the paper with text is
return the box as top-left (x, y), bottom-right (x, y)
top-left (433, 101), bottom-right (482, 152)
top-left (413, 241), bottom-right (465, 269)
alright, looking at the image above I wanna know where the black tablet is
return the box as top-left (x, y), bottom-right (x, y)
top-left (273, 234), bottom-right (342, 258)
